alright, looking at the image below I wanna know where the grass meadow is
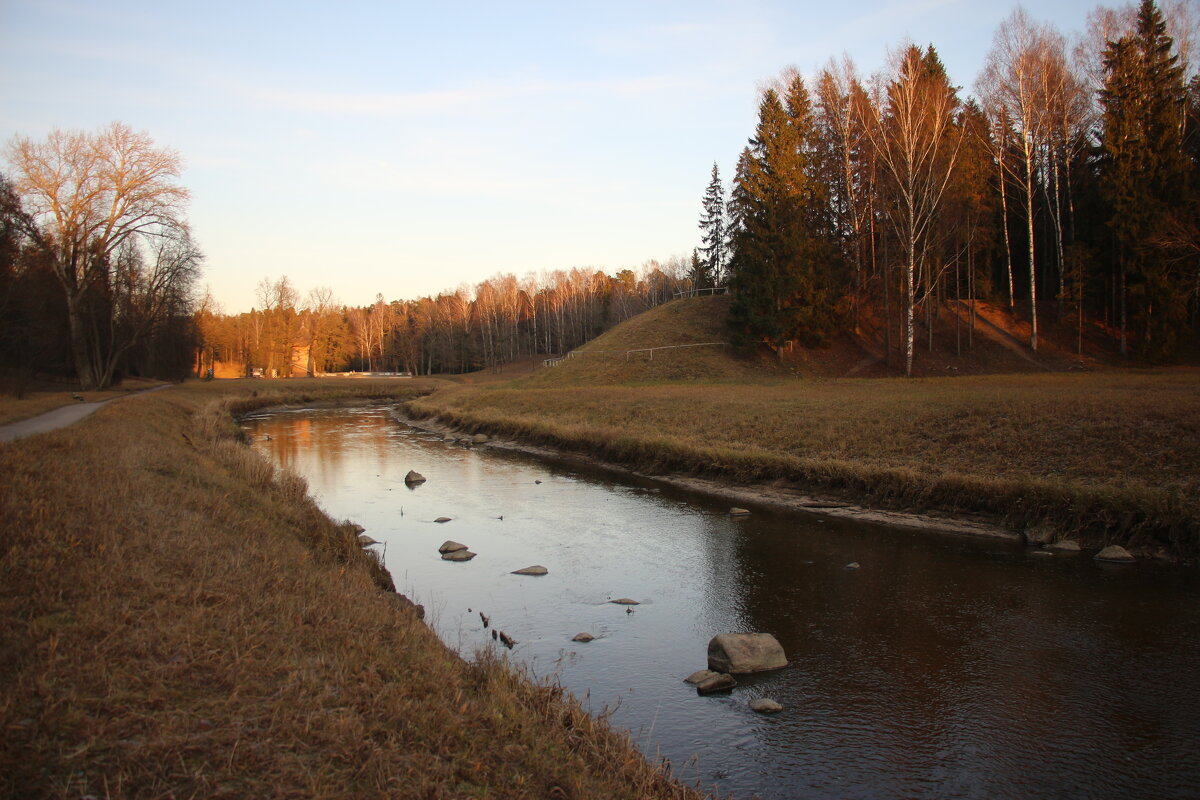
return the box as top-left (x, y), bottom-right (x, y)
top-left (0, 378), bottom-right (704, 799)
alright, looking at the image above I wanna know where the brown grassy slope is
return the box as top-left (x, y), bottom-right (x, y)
top-left (523, 295), bottom-right (783, 386)
top-left (0, 379), bottom-right (704, 800)
top-left (408, 297), bottom-right (1200, 553)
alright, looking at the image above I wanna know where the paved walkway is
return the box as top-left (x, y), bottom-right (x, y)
top-left (0, 385), bottom-right (171, 444)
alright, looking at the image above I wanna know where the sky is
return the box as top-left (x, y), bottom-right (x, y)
top-left (1, 0), bottom-right (1109, 313)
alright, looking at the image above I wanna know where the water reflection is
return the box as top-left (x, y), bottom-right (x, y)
top-left (247, 407), bottom-right (1200, 800)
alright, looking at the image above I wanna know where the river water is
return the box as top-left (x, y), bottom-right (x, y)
top-left (245, 406), bottom-right (1200, 800)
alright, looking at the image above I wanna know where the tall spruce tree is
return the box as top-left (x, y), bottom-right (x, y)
top-left (698, 163), bottom-right (727, 286)
top-left (1099, 0), bottom-right (1193, 357)
top-left (727, 75), bottom-right (842, 350)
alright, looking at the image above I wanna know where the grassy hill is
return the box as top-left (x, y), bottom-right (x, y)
top-left (523, 295), bottom-right (781, 386)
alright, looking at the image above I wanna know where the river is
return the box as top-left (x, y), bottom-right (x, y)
top-left (245, 405), bottom-right (1200, 799)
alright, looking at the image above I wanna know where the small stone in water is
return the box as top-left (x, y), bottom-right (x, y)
top-left (572, 632), bottom-right (594, 642)
top-left (610, 598), bottom-right (639, 605)
top-left (750, 698), bottom-right (783, 713)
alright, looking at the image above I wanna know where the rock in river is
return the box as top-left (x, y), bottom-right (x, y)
top-left (707, 633), bottom-right (788, 674)
top-left (441, 550), bottom-right (476, 562)
top-left (750, 698), bottom-right (783, 714)
top-left (404, 470), bottom-right (426, 485)
top-left (729, 507), bottom-right (751, 516)
top-left (438, 540), bottom-right (468, 554)
top-left (1096, 544), bottom-right (1136, 563)
top-left (610, 598), bottom-right (640, 605)
top-left (358, 534), bottom-right (378, 546)
top-left (684, 669), bottom-right (720, 685)
top-left (512, 565), bottom-right (548, 576)
top-left (572, 632), bottom-right (595, 642)
top-left (695, 672), bottom-right (737, 695)
top-left (1046, 539), bottom-right (1082, 553)
top-left (434, 517), bottom-right (452, 523)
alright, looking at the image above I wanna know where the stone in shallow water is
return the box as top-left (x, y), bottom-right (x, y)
top-left (572, 632), bottom-right (594, 642)
top-left (358, 534), bottom-right (378, 545)
top-left (750, 698), bottom-right (783, 713)
top-left (512, 565), bottom-right (548, 576)
top-left (434, 517), bottom-right (452, 523)
top-left (729, 507), bottom-right (751, 516)
top-left (441, 550), bottom-right (476, 562)
top-left (707, 633), bottom-right (787, 674)
top-left (1046, 539), bottom-right (1081, 553)
top-left (1096, 544), bottom-right (1136, 563)
top-left (695, 672), bottom-right (737, 695)
top-left (404, 470), bottom-right (426, 485)
top-left (610, 598), bottom-right (639, 605)
top-left (438, 540), bottom-right (467, 553)
top-left (684, 669), bottom-right (720, 685)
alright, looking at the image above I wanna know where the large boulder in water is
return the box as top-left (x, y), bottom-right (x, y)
top-left (707, 633), bottom-right (787, 674)
top-left (438, 540), bottom-right (468, 554)
top-left (404, 470), bottom-right (426, 485)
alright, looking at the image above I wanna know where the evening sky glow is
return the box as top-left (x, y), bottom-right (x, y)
top-left (1, 0), bottom-right (1104, 313)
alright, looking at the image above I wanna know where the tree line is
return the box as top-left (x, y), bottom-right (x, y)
top-left (5, 2), bottom-right (1197, 388)
top-left (196, 261), bottom-right (695, 377)
top-left (711, 0), bottom-right (1199, 373)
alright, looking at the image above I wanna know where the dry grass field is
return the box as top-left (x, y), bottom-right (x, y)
top-left (0, 379), bottom-right (704, 799)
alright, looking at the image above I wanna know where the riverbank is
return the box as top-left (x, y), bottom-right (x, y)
top-left (404, 371), bottom-right (1200, 560)
top-left (0, 379), bottom-right (705, 799)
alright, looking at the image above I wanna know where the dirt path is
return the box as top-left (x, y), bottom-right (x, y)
top-left (0, 385), bottom-right (171, 444)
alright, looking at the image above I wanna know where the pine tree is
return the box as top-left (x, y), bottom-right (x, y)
top-left (1099, 0), bottom-right (1192, 358)
top-left (727, 76), bottom-right (842, 350)
top-left (698, 163), bottom-right (727, 286)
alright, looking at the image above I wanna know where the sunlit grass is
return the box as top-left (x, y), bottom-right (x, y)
top-left (0, 378), bottom-right (705, 799)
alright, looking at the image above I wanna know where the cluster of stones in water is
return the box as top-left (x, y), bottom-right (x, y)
top-left (685, 633), bottom-right (788, 713)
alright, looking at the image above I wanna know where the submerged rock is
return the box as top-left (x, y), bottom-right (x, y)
top-left (729, 507), bottom-right (751, 516)
top-left (695, 672), bottom-right (737, 695)
top-left (1046, 539), bottom-right (1081, 553)
top-left (404, 470), bottom-right (426, 485)
top-left (707, 633), bottom-right (787, 674)
top-left (845, 562), bottom-right (861, 570)
top-left (610, 598), bottom-right (640, 605)
top-left (434, 517), bottom-right (452, 523)
top-left (684, 669), bottom-right (720, 685)
top-left (750, 698), bottom-right (783, 714)
top-left (572, 632), bottom-right (595, 643)
top-left (1096, 544), bottom-right (1136, 563)
top-left (512, 565), bottom-right (548, 576)
top-left (441, 550), bottom-right (476, 562)
top-left (438, 540), bottom-right (468, 554)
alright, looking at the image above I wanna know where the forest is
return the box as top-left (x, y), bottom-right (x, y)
top-left (1, 0), bottom-right (1197, 385)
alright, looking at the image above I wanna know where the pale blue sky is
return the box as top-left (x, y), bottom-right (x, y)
top-left (2, 0), bottom-right (1106, 312)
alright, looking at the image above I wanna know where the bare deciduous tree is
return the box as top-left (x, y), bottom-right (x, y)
top-left (6, 122), bottom-right (191, 388)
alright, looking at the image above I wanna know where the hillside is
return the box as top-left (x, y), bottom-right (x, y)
top-left (520, 293), bottom-right (1148, 387)
top-left (522, 295), bottom-right (781, 386)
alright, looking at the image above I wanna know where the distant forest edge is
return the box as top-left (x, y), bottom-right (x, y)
top-left (2, 0), bottom-right (1199, 387)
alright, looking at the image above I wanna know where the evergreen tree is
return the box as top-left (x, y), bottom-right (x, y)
top-left (1099, 0), bottom-right (1193, 358)
top-left (697, 163), bottom-right (727, 286)
top-left (727, 76), bottom-right (842, 350)
top-left (688, 248), bottom-right (713, 293)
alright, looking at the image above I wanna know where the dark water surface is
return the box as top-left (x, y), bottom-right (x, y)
top-left (245, 406), bottom-right (1200, 799)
